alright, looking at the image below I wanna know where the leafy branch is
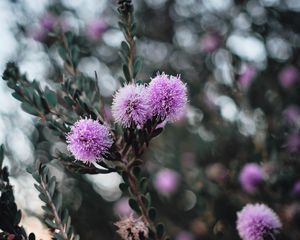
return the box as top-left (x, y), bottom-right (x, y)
top-left (118, 0), bottom-right (142, 83)
top-left (29, 164), bottom-right (80, 240)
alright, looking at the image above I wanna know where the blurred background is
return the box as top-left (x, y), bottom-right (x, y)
top-left (0, 0), bottom-right (300, 239)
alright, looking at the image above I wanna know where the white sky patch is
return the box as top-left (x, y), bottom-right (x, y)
top-left (227, 33), bottom-right (266, 62)
top-left (203, 0), bottom-right (233, 12)
top-left (86, 173), bottom-right (122, 201)
top-left (216, 96), bottom-right (238, 122)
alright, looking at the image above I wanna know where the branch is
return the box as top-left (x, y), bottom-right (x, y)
top-left (29, 164), bottom-right (80, 240)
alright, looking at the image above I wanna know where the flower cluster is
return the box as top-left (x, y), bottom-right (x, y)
top-left (112, 73), bottom-right (187, 127)
top-left (236, 203), bottom-right (282, 240)
top-left (66, 73), bottom-right (186, 163)
top-left (66, 118), bottom-right (113, 164)
top-left (115, 215), bottom-right (149, 240)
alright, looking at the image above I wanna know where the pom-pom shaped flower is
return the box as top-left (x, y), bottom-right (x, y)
top-left (115, 215), bottom-right (149, 240)
top-left (237, 203), bottom-right (282, 240)
top-left (239, 163), bottom-right (264, 194)
top-left (147, 73), bottom-right (187, 121)
top-left (112, 84), bottom-right (149, 127)
top-left (66, 118), bottom-right (113, 164)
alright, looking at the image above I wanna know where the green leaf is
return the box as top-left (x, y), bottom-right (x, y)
top-left (38, 193), bottom-right (48, 203)
top-left (58, 46), bottom-right (67, 61)
top-left (71, 45), bottom-right (80, 66)
top-left (53, 232), bottom-right (65, 240)
top-left (133, 57), bottom-right (142, 78)
top-left (44, 87), bottom-right (57, 108)
top-left (119, 182), bottom-right (128, 192)
top-left (123, 64), bottom-right (131, 83)
top-left (42, 206), bottom-right (53, 216)
top-left (64, 96), bottom-right (74, 106)
top-left (118, 21), bottom-right (126, 31)
top-left (48, 176), bottom-right (56, 197)
top-left (11, 92), bottom-right (24, 102)
top-left (53, 192), bottom-right (63, 211)
top-left (21, 102), bottom-right (39, 116)
top-left (34, 183), bottom-right (44, 194)
top-left (139, 177), bottom-right (148, 194)
top-left (148, 208), bottom-right (156, 221)
top-left (121, 41), bottom-right (130, 55)
top-left (156, 223), bottom-right (165, 238)
top-left (151, 128), bottom-right (163, 139)
top-left (128, 198), bottom-right (140, 213)
top-left (45, 218), bottom-right (58, 229)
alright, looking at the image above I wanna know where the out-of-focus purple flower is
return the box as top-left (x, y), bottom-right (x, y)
top-left (175, 231), bottom-right (194, 240)
top-left (200, 32), bottom-right (221, 53)
top-left (31, 28), bottom-right (47, 42)
top-left (112, 84), bottom-right (149, 128)
top-left (154, 168), bottom-right (180, 195)
top-left (237, 203), bottom-right (282, 240)
top-left (239, 163), bottom-right (264, 193)
top-left (239, 66), bottom-right (256, 89)
top-left (40, 13), bottom-right (57, 31)
top-left (292, 180), bottom-right (300, 196)
top-left (113, 197), bottom-right (133, 217)
top-left (86, 20), bottom-right (107, 41)
top-left (283, 105), bottom-right (300, 126)
top-left (66, 118), bottom-right (113, 164)
top-left (148, 73), bottom-right (187, 122)
top-left (103, 104), bottom-right (113, 122)
top-left (279, 65), bottom-right (299, 88)
top-left (286, 133), bottom-right (300, 153)
top-left (115, 215), bottom-right (148, 240)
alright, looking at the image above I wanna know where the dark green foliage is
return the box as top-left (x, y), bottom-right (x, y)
top-left (0, 145), bottom-right (36, 240)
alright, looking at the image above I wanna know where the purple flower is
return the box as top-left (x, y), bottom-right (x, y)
top-left (40, 13), bottom-right (57, 31)
top-left (113, 197), bottom-right (133, 217)
top-left (279, 66), bottom-right (299, 88)
top-left (292, 180), bottom-right (300, 196)
top-left (31, 28), bottom-right (47, 42)
top-left (286, 133), bottom-right (300, 153)
top-left (154, 168), bottom-right (180, 195)
top-left (200, 32), bottom-right (221, 53)
top-left (283, 105), bottom-right (300, 125)
top-left (86, 20), bottom-right (107, 41)
top-left (239, 163), bottom-right (264, 194)
top-left (112, 84), bottom-right (149, 128)
top-left (239, 66), bottom-right (256, 89)
top-left (147, 73), bottom-right (187, 122)
top-left (175, 231), bottom-right (194, 240)
top-left (237, 203), bottom-right (282, 240)
top-left (66, 118), bottom-right (113, 164)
